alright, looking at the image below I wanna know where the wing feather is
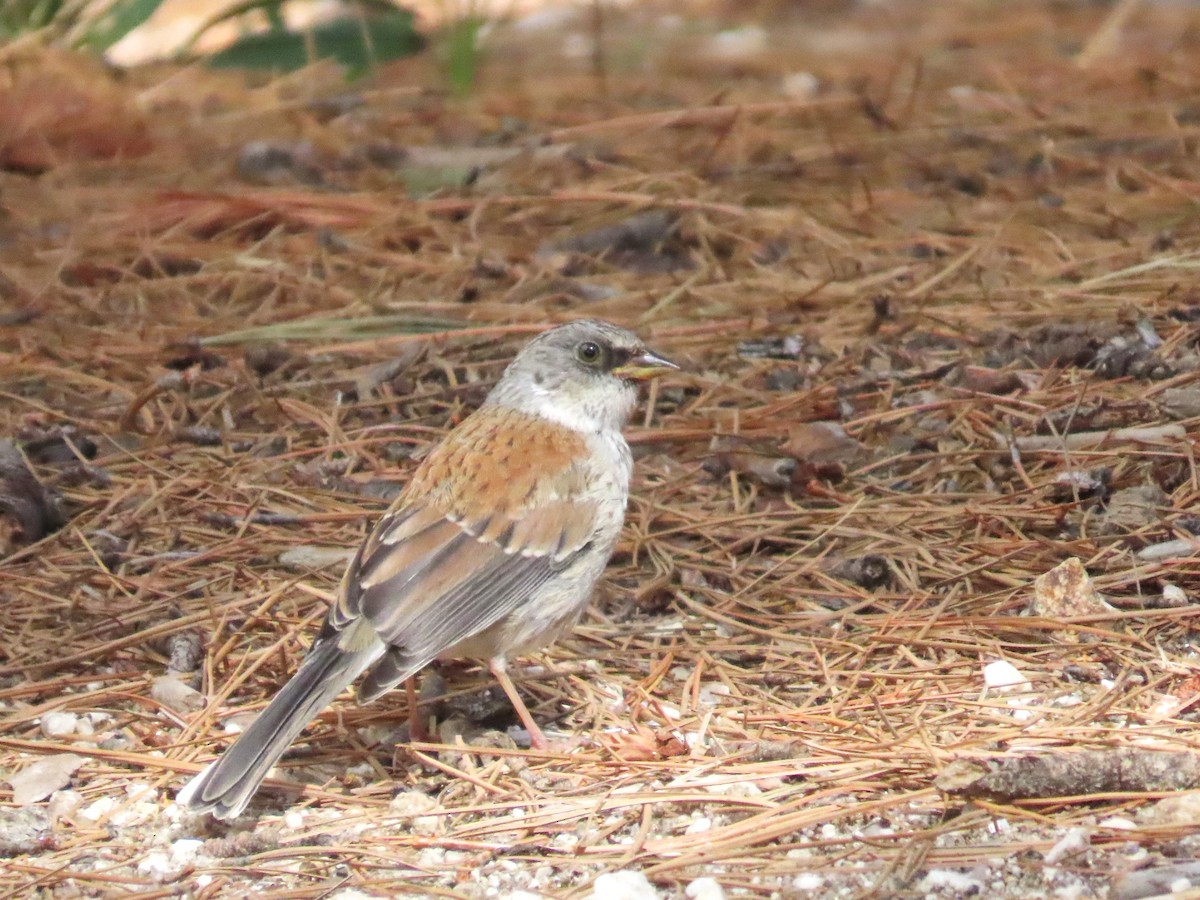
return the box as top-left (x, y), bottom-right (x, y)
top-left (323, 406), bottom-right (604, 693)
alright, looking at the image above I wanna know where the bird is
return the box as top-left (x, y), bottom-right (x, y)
top-left (177, 319), bottom-right (677, 819)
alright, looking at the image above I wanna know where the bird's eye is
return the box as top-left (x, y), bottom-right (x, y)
top-left (576, 340), bottom-right (606, 367)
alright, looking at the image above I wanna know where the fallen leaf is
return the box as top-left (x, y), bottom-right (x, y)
top-left (1029, 557), bottom-right (1117, 640)
top-left (7, 754), bottom-right (84, 806)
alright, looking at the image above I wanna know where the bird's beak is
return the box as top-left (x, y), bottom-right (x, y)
top-left (613, 349), bottom-right (680, 382)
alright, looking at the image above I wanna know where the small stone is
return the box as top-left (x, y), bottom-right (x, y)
top-left (1029, 558), bottom-right (1116, 640)
top-left (685, 817), bottom-right (712, 835)
top-left (792, 873), bottom-right (824, 891)
top-left (1163, 583), bottom-right (1188, 606)
top-left (685, 877), bottom-right (726, 900)
top-left (1043, 827), bottom-right (1090, 864)
top-left (1142, 790), bottom-right (1200, 825)
top-left (413, 814), bottom-right (441, 836)
top-left (151, 675), bottom-right (203, 713)
top-left (919, 870), bottom-right (985, 893)
top-left (77, 796), bottom-right (116, 823)
top-left (390, 790), bottom-right (437, 816)
top-left (40, 712), bottom-right (79, 738)
top-left (138, 851), bottom-right (173, 879)
top-left (170, 838), bottom-right (204, 868)
top-left (591, 871), bottom-right (659, 900)
top-left (983, 660), bottom-right (1029, 692)
top-left (46, 789), bottom-right (83, 823)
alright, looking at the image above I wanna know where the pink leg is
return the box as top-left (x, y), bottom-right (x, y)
top-left (489, 657), bottom-right (548, 750)
top-left (406, 676), bottom-right (433, 743)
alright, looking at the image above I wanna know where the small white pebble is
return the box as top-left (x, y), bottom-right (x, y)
top-left (781, 71), bottom-right (820, 100)
top-left (170, 838), bottom-right (203, 867)
top-left (77, 796), bottom-right (116, 823)
top-left (685, 877), bottom-right (725, 900)
top-left (46, 789), bottom-right (83, 823)
top-left (1044, 827), bottom-right (1090, 864)
top-left (137, 851), bottom-right (173, 878)
top-left (1170, 877), bottom-right (1193, 892)
top-left (983, 660), bottom-right (1029, 691)
top-left (1164, 584), bottom-right (1188, 605)
top-left (919, 870), bottom-right (984, 892)
top-left (791, 873), bottom-right (824, 891)
top-left (125, 782), bottom-right (156, 803)
top-left (390, 790), bottom-right (437, 816)
top-left (417, 847), bottom-right (445, 867)
top-left (707, 26), bottom-right (767, 61)
top-left (591, 870), bottom-right (659, 900)
top-left (327, 890), bottom-right (383, 900)
top-left (41, 712), bottom-right (79, 738)
top-left (685, 817), bottom-right (712, 835)
top-left (550, 833), bottom-right (579, 852)
top-left (284, 810), bottom-right (305, 830)
top-left (151, 675), bottom-right (203, 713)
top-left (413, 814), bottom-right (441, 836)
top-left (1099, 816), bottom-right (1136, 830)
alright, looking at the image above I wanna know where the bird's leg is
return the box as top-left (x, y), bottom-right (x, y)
top-left (488, 657), bottom-right (548, 750)
top-left (405, 675), bottom-right (434, 743)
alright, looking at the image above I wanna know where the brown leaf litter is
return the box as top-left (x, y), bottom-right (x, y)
top-left (7, 1), bottom-right (1200, 897)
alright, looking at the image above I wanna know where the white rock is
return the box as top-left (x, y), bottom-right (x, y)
top-left (417, 847), bottom-right (445, 868)
top-left (1163, 583), bottom-right (1188, 605)
top-left (170, 838), bottom-right (204, 868)
top-left (919, 869), bottom-right (984, 892)
top-left (137, 851), bottom-right (173, 879)
top-left (591, 870), bottom-right (659, 900)
top-left (781, 72), bottom-right (820, 100)
top-left (685, 817), bottom-right (712, 835)
top-left (125, 782), bottom-right (156, 803)
top-left (1099, 816), bottom-right (1136, 830)
top-left (77, 796), bottom-right (116, 823)
top-left (983, 660), bottom-right (1029, 691)
top-left (1044, 827), bottom-right (1090, 864)
top-left (413, 814), bottom-right (441, 836)
top-left (7, 754), bottom-right (84, 805)
top-left (390, 790), bottom-right (437, 816)
top-left (46, 789), bottom-right (83, 823)
top-left (41, 712), bottom-right (79, 737)
top-left (151, 675), bottom-right (203, 713)
top-left (707, 26), bottom-right (767, 62)
top-left (284, 810), bottom-right (305, 830)
top-left (685, 877), bottom-right (725, 900)
top-left (791, 873), bottom-right (824, 891)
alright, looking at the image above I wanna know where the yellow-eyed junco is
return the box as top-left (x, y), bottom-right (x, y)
top-left (178, 319), bottom-right (677, 818)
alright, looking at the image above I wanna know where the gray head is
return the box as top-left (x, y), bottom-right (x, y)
top-left (487, 319), bottom-right (677, 433)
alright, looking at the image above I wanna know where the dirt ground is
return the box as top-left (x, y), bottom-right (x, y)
top-left (6, 1), bottom-right (1200, 897)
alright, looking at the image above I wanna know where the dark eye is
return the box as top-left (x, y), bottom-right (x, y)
top-left (576, 340), bottom-right (606, 367)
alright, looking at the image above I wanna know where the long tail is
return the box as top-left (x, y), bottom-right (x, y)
top-left (177, 635), bottom-right (380, 820)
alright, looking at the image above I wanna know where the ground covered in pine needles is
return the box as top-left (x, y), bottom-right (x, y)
top-left (5, 1), bottom-right (1200, 896)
